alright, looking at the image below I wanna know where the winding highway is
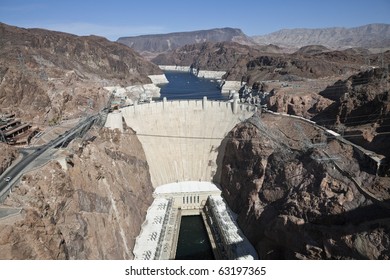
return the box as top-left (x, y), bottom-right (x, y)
top-left (0, 114), bottom-right (100, 202)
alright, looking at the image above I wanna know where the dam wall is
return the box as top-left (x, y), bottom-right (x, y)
top-left (121, 99), bottom-right (257, 187)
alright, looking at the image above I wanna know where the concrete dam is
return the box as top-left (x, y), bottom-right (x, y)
top-left (105, 97), bottom-right (258, 259)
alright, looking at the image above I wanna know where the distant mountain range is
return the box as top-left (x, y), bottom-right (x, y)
top-left (117, 27), bottom-right (255, 55)
top-left (117, 24), bottom-right (390, 55)
top-left (253, 24), bottom-right (390, 49)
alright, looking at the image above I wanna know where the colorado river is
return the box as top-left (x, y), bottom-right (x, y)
top-left (175, 215), bottom-right (214, 260)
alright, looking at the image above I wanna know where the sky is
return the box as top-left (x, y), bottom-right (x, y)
top-left (0, 0), bottom-right (389, 41)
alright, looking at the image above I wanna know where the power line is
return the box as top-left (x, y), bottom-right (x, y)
top-left (116, 130), bottom-right (390, 142)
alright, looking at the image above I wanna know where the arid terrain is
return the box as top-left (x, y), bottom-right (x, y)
top-left (1, 22), bottom-right (389, 260)
top-left (220, 113), bottom-right (390, 259)
top-left (0, 22), bottom-right (162, 124)
top-left (0, 127), bottom-right (153, 259)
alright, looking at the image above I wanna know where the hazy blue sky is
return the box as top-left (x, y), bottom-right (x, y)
top-left (1, 0), bottom-right (389, 40)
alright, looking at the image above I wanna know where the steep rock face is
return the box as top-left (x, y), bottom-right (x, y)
top-left (0, 143), bottom-right (18, 175)
top-left (0, 128), bottom-right (153, 259)
top-left (232, 50), bottom-right (366, 83)
top-left (267, 92), bottom-right (333, 119)
top-left (153, 41), bottom-right (369, 83)
top-left (152, 41), bottom-right (259, 71)
top-left (220, 114), bottom-right (390, 259)
top-left (313, 67), bottom-right (390, 158)
top-left (252, 24), bottom-right (390, 49)
top-left (118, 27), bottom-right (255, 55)
top-left (0, 23), bottom-right (162, 123)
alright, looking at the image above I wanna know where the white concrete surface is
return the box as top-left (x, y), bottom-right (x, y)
top-left (104, 84), bottom-right (161, 99)
top-left (133, 198), bottom-right (172, 260)
top-left (154, 181), bottom-right (221, 210)
top-left (121, 99), bottom-right (257, 187)
top-left (104, 110), bottom-right (123, 132)
top-left (158, 65), bottom-right (225, 79)
top-left (221, 80), bottom-right (242, 94)
top-left (158, 65), bottom-right (191, 72)
top-left (197, 70), bottom-right (226, 79)
top-left (207, 196), bottom-right (258, 260)
top-left (148, 74), bottom-right (169, 85)
top-left (125, 84), bottom-right (161, 98)
top-left (154, 181), bottom-right (220, 195)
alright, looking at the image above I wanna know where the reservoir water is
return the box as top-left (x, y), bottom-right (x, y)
top-left (160, 71), bottom-right (229, 100)
top-left (175, 215), bottom-right (214, 260)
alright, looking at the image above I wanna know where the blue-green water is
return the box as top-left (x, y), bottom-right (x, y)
top-left (175, 215), bottom-right (214, 260)
top-left (160, 71), bottom-right (228, 100)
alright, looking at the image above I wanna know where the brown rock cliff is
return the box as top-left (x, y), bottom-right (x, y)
top-left (220, 113), bottom-right (390, 259)
top-left (0, 127), bottom-right (153, 259)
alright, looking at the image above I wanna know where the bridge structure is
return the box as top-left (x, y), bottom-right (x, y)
top-left (105, 96), bottom-right (259, 259)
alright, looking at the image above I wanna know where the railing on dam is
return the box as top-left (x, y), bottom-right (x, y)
top-left (123, 96), bottom-right (258, 116)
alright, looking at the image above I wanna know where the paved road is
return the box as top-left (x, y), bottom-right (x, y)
top-left (0, 114), bottom-right (99, 202)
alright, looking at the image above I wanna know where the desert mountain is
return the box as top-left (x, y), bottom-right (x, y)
top-left (0, 22), bottom-right (162, 123)
top-left (152, 40), bottom-right (374, 82)
top-left (117, 27), bottom-right (255, 56)
top-left (313, 67), bottom-right (390, 157)
top-left (152, 41), bottom-right (261, 71)
top-left (252, 24), bottom-right (390, 50)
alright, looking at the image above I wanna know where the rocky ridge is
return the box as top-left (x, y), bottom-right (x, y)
top-left (313, 67), bottom-right (390, 158)
top-left (152, 41), bottom-right (377, 82)
top-left (220, 113), bottom-right (390, 259)
top-left (0, 143), bottom-right (18, 175)
top-left (252, 24), bottom-right (390, 50)
top-left (0, 127), bottom-right (153, 259)
top-left (0, 23), bottom-right (162, 123)
top-left (117, 27), bottom-right (255, 57)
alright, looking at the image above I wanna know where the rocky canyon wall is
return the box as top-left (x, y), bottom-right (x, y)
top-left (0, 127), bottom-right (153, 259)
top-left (220, 113), bottom-right (390, 259)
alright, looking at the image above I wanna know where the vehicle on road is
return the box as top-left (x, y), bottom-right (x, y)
top-left (4, 176), bottom-right (11, 182)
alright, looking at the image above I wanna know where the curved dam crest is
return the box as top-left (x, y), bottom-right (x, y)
top-left (119, 98), bottom-right (257, 187)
